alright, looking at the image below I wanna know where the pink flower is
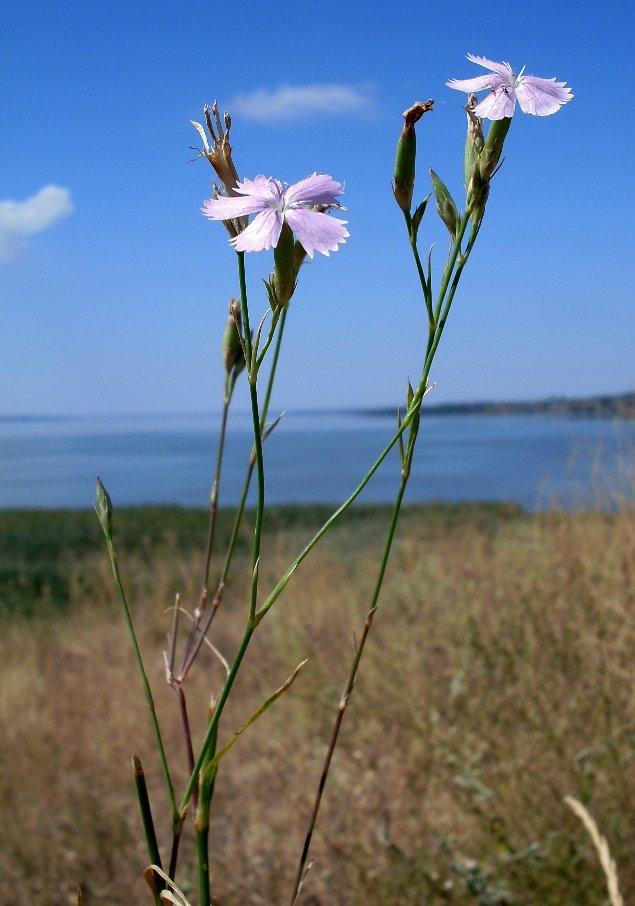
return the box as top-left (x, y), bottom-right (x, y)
top-left (202, 174), bottom-right (349, 257)
top-left (447, 55), bottom-right (573, 120)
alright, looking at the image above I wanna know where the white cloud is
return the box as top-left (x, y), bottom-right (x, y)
top-left (229, 84), bottom-right (375, 122)
top-left (0, 185), bottom-right (74, 263)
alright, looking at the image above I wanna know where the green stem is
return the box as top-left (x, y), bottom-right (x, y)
top-left (184, 196), bottom-right (480, 825)
top-left (178, 386), bottom-right (233, 680)
top-left (168, 820), bottom-right (184, 882)
top-left (290, 195), bottom-right (480, 900)
top-left (132, 755), bottom-right (164, 903)
top-left (236, 251), bottom-right (266, 620)
top-left (196, 824), bottom-right (211, 906)
top-left (223, 306), bottom-right (288, 585)
top-left (262, 306), bottom-right (287, 418)
top-left (195, 727), bottom-right (218, 906)
top-left (180, 295), bottom-right (289, 680)
top-left (255, 390), bottom-right (427, 624)
top-left (289, 448), bottom-right (417, 906)
top-left (180, 410), bottom-right (415, 815)
top-left (203, 383), bottom-right (233, 589)
top-left (181, 251), bottom-right (268, 814)
top-left (421, 223), bottom-right (479, 388)
top-left (262, 214), bottom-right (479, 632)
top-left (406, 212), bottom-right (433, 329)
top-left (433, 213), bottom-right (471, 324)
top-left (179, 624), bottom-right (254, 814)
top-left (105, 537), bottom-right (178, 821)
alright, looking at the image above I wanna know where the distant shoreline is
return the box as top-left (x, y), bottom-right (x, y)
top-left (360, 391), bottom-right (635, 420)
top-left (1, 392), bottom-right (634, 423)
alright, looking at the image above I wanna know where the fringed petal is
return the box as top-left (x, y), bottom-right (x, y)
top-left (515, 76), bottom-right (573, 116)
top-left (284, 209), bottom-right (349, 258)
top-left (283, 174), bottom-right (344, 207)
top-left (231, 210), bottom-right (283, 252)
top-left (473, 87), bottom-right (516, 120)
top-left (202, 194), bottom-right (268, 220)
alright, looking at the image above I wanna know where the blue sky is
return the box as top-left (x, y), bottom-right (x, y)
top-left (1, 0), bottom-right (633, 416)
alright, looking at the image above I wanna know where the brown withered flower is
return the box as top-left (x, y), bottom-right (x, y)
top-left (191, 101), bottom-right (247, 237)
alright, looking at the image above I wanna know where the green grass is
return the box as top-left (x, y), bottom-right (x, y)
top-left (0, 502), bottom-right (522, 614)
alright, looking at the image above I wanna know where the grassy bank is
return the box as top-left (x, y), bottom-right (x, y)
top-left (0, 503), bottom-right (520, 615)
top-left (1, 502), bottom-right (634, 905)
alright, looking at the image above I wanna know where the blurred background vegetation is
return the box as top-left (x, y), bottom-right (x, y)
top-left (1, 499), bottom-right (634, 906)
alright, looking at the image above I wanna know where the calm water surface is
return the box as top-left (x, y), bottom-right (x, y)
top-left (0, 411), bottom-right (632, 510)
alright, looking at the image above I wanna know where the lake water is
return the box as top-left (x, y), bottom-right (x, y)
top-left (0, 410), bottom-right (632, 511)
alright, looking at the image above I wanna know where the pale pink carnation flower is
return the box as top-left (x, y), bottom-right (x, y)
top-left (202, 173), bottom-right (349, 257)
top-left (447, 54), bottom-right (573, 120)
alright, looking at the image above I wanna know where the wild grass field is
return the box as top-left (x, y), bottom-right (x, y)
top-left (1, 500), bottom-right (634, 906)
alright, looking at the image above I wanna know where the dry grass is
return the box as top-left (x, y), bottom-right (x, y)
top-left (1, 502), bottom-right (635, 906)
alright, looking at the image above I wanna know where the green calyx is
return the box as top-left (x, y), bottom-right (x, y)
top-left (478, 116), bottom-right (512, 183)
top-left (393, 100), bottom-right (434, 213)
top-left (273, 222), bottom-right (296, 308)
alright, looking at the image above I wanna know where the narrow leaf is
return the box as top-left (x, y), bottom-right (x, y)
top-left (209, 660), bottom-right (308, 769)
top-left (411, 193), bottom-right (431, 240)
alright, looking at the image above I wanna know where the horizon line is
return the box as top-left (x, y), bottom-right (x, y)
top-left (1, 390), bottom-right (634, 423)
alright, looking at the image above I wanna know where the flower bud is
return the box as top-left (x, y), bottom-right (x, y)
top-left (222, 298), bottom-right (245, 374)
top-left (393, 101), bottom-right (434, 213)
top-left (429, 169), bottom-right (460, 238)
top-left (464, 96), bottom-right (484, 190)
top-left (95, 477), bottom-right (113, 539)
top-left (273, 222), bottom-right (296, 308)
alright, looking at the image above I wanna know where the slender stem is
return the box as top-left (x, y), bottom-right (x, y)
top-left (179, 624), bottom-right (254, 814)
top-left (196, 822), bottom-right (211, 906)
top-left (195, 730), bottom-right (218, 906)
top-left (178, 387), bottom-right (233, 678)
top-left (255, 411), bottom-right (416, 623)
top-left (261, 209), bottom-right (476, 628)
top-left (236, 251), bottom-right (267, 622)
top-left (256, 307), bottom-right (282, 369)
top-left (132, 754), bottom-right (164, 903)
top-left (289, 417), bottom-right (419, 906)
top-left (433, 214), bottom-right (470, 324)
top-left (290, 197), bottom-right (480, 902)
top-left (186, 210), bottom-right (476, 839)
top-left (204, 388), bottom-right (232, 590)
top-left (236, 252), bottom-right (253, 365)
top-left (180, 251), bottom-right (268, 815)
top-left (248, 385), bottom-right (265, 619)
top-left (262, 306), bottom-right (287, 418)
top-left (180, 348), bottom-right (417, 817)
top-left (168, 826), bottom-right (183, 882)
top-left (408, 228), bottom-right (433, 328)
top-left (105, 538), bottom-right (178, 821)
top-left (179, 292), bottom-right (289, 680)
top-left (174, 684), bottom-right (196, 807)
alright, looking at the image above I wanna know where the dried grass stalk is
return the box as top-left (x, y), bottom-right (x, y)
top-left (564, 795), bottom-right (624, 906)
